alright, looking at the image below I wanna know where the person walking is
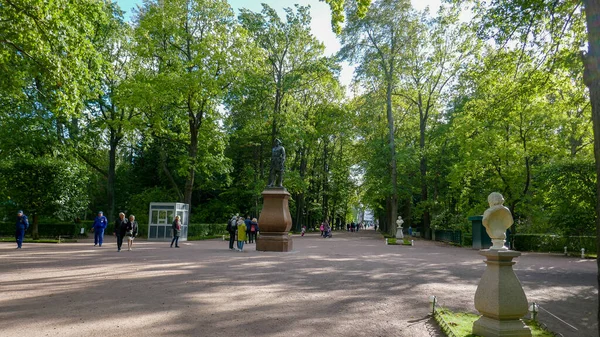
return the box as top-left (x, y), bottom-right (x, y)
top-left (227, 215), bottom-right (237, 250)
top-left (248, 218), bottom-right (258, 243)
top-left (15, 210), bottom-right (29, 249)
top-left (171, 215), bottom-right (181, 248)
top-left (114, 212), bottom-right (128, 252)
top-left (92, 211), bottom-right (108, 247)
top-left (236, 216), bottom-right (247, 252)
top-left (126, 215), bottom-right (138, 251)
top-left (244, 216), bottom-right (252, 243)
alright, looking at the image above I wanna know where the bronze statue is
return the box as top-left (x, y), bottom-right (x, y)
top-left (268, 138), bottom-right (285, 188)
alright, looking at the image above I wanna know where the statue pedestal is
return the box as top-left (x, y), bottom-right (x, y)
top-left (256, 188), bottom-right (293, 252)
top-left (395, 227), bottom-right (404, 239)
top-left (473, 250), bottom-right (531, 337)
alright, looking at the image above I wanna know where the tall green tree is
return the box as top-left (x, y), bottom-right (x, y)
top-left (449, 1), bottom-right (598, 330)
top-left (393, 8), bottom-right (475, 237)
top-left (339, 0), bottom-right (418, 235)
top-left (133, 0), bottom-right (246, 206)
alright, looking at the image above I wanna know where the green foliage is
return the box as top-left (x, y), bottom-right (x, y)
top-left (0, 221), bottom-right (83, 238)
top-left (513, 234), bottom-right (596, 253)
top-left (124, 187), bottom-right (179, 237)
top-left (436, 307), bottom-right (555, 337)
top-left (534, 159), bottom-right (596, 236)
top-left (0, 157), bottom-right (90, 220)
top-left (188, 223), bottom-right (228, 237)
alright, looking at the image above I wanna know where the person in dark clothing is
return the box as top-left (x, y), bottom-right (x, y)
top-left (171, 215), bottom-right (181, 248)
top-left (114, 212), bottom-right (128, 252)
top-left (15, 210), bottom-right (29, 249)
top-left (244, 216), bottom-right (252, 243)
top-left (226, 215), bottom-right (237, 250)
top-left (248, 218), bottom-right (258, 243)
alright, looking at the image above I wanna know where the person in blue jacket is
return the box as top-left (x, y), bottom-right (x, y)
top-left (93, 211), bottom-right (108, 247)
top-left (15, 210), bottom-right (29, 249)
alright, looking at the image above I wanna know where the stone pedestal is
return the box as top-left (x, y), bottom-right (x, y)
top-left (395, 227), bottom-right (404, 239)
top-left (473, 250), bottom-right (531, 337)
top-left (256, 188), bottom-right (293, 252)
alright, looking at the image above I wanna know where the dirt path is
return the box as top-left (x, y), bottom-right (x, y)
top-left (0, 230), bottom-right (596, 336)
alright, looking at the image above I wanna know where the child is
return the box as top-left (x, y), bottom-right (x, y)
top-left (301, 225), bottom-right (306, 237)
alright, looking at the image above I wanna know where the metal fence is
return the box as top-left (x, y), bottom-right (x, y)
top-left (434, 229), bottom-right (462, 245)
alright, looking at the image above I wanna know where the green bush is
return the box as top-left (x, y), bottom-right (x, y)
top-left (513, 234), bottom-right (596, 253)
top-left (188, 223), bottom-right (227, 237)
top-left (0, 221), bottom-right (92, 237)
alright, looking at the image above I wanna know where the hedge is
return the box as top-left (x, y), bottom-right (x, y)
top-left (513, 234), bottom-right (596, 253)
top-left (0, 220), bottom-right (93, 237)
top-left (187, 223), bottom-right (228, 237)
top-left (1, 222), bottom-right (227, 239)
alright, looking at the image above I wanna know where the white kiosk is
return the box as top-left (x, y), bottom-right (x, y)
top-left (148, 202), bottom-right (189, 241)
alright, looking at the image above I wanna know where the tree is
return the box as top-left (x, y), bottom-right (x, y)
top-left (339, 0), bottom-right (418, 235)
top-left (393, 8), bottom-right (475, 238)
top-left (69, 4), bottom-right (141, 221)
top-left (0, 0), bottom-right (112, 118)
top-left (321, 0), bottom-right (371, 33)
top-left (0, 158), bottom-right (89, 239)
top-left (448, 1), bottom-right (599, 331)
top-left (133, 0), bottom-right (246, 206)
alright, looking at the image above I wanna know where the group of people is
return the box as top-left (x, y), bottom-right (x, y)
top-left (93, 211), bottom-right (139, 252)
top-left (93, 211), bottom-right (182, 250)
top-left (227, 215), bottom-right (259, 252)
top-left (346, 222), bottom-right (363, 232)
top-left (319, 220), bottom-right (332, 238)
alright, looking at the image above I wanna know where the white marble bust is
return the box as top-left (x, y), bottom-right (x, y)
top-left (395, 216), bottom-right (404, 239)
top-left (482, 192), bottom-right (513, 250)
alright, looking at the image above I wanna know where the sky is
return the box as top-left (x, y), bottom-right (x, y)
top-left (114, 0), bottom-right (444, 94)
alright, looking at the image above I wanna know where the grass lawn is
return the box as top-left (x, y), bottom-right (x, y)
top-left (436, 308), bottom-right (554, 337)
top-left (385, 237), bottom-right (412, 245)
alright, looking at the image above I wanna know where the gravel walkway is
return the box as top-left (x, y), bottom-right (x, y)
top-left (0, 229), bottom-right (596, 337)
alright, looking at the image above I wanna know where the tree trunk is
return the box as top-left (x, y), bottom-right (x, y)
top-left (582, 2), bottom-right (600, 335)
top-left (420, 105), bottom-right (430, 239)
top-left (32, 213), bottom-right (39, 240)
top-left (294, 192), bottom-right (305, 232)
top-left (386, 79), bottom-right (398, 237)
top-left (107, 133), bottom-right (118, 221)
top-left (322, 139), bottom-right (330, 220)
top-left (185, 122), bottom-right (198, 206)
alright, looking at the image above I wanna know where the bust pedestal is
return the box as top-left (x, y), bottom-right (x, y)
top-left (395, 227), bottom-right (404, 239)
top-left (256, 188), bottom-right (293, 252)
top-left (473, 249), bottom-right (531, 337)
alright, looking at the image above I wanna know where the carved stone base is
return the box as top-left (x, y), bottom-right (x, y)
top-left (473, 249), bottom-right (531, 337)
top-left (473, 316), bottom-right (531, 337)
top-left (256, 233), bottom-right (293, 252)
top-left (256, 188), bottom-right (293, 252)
top-left (396, 227), bottom-right (404, 239)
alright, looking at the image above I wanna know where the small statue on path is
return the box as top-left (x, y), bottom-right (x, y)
top-left (482, 192), bottom-right (513, 250)
top-left (268, 138), bottom-right (286, 188)
top-left (395, 216), bottom-right (404, 239)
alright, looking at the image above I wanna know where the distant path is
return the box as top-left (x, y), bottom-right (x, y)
top-left (0, 230), bottom-right (596, 336)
